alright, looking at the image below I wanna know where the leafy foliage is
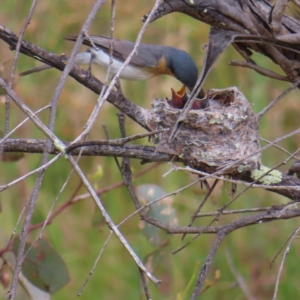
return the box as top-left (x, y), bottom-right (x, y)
top-left (12, 238), bottom-right (70, 294)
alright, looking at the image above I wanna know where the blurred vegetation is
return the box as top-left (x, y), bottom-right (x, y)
top-left (1, 1), bottom-right (300, 299)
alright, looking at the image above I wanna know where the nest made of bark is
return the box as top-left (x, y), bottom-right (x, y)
top-left (145, 87), bottom-right (261, 175)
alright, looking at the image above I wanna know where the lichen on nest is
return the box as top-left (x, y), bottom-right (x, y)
top-left (145, 87), bottom-right (261, 175)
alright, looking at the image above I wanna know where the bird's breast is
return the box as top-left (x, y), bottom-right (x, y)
top-left (155, 56), bottom-right (173, 76)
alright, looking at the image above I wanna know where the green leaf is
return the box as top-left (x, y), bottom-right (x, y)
top-left (12, 238), bottom-right (70, 294)
top-left (136, 184), bottom-right (177, 246)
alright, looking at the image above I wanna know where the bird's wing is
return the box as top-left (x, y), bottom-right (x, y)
top-left (64, 35), bottom-right (163, 68)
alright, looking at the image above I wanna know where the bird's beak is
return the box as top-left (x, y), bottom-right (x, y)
top-left (169, 85), bottom-right (187, 109)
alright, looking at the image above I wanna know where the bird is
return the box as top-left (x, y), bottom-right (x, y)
top-left (287, 160), bottom-right (300, 179)
top-left (20, 35), bottom-right (204, 102)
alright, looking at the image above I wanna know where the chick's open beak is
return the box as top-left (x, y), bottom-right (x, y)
top-left (169, 85), bottom-right (208, 110)
top-left (169, 85), bottom-right (188, 109)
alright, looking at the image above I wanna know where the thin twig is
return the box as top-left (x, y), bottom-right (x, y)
top-left (0, 155), bottom-right (61, 192)
top-left (260, 137), bottom-right (300, 161)
top-left (196, 206), bottom-right (277, 217)
top-left (191, 231), bottom-right (226, 299)
top-left (270, 203), bottom-right (300, 268)
top-left (139, 267), bottom-right (152, 300)
top-left (229, 59), bottom-right (289, 82)
top-left (3, 0), bottom-right (39, 138)
top-left (182, 179), bottom-right (218, 240)
top-left (78, 231), bottom-right (113, 296)
top-left (257, 78), bottom-right (300, 121)
top-left (226, 248), bottom-right (256, 300)
top-left (272, 225), bottom-right (300, 300)
top-left (0, 105), bottom-right (51, 147)
top-left (102, 123), bottom-right (122, 172)
top-left (23, 150), bottom-right (85, 260)
top-left (66, 128), bottom-right (167, 154)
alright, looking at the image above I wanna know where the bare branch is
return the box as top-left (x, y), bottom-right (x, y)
top-left (226, 249), bottom-right (256, 300)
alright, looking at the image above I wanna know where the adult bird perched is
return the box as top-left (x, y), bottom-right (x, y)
top-left (20, 35), bottom-right (204, 104)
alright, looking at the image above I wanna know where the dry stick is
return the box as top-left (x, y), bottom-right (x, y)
top-left (191, 231), bottom-right (226, 300)
top-left (196, 206), bottom-right (279, 218)
top-left (4, 88), bottom-right (70, 152)
top-left (23, 150), bottom-right (85, 261)
top-left (102, 124), bottom-right (122, 171)
top-left (0, 105), bottom-right (51, 147)
top-left (270, 208), bottom-right (299, 270)
top-left (6, 2), bottom-right (107, 299)
top-left (3, 0), bottom-right (38, 138)
top-left (68, 155), bottom-right (160, 284)
top-left (107, 0), bottom-right (121, 96)
top-left (231, 43), bottom-right (256, 64)
top-left (119, 204), bottom-right (300, 236)
top-left (102, 0), bottom-right (121, 172)
top-left (272, 224), bottom-right (300, 300)
top-left (78, 231), bottom-right (113, 296)
top-left (257, 78), bottom-right (300, 121)
top-left (0, 154), bottom-right (61, 192)
top-left (71, 162), bottom-right (160, 203)
top-left (0, 80), bottom-right (65, 150)
top-left (291, 0), bottom-right (300, 10)
top-left (139, 267), bottom-right (152, 300)
top-left (106, 0), bottom-right (117, 84)
top-left (65, 129), bottom-right (167, 154)
top-left (181, 179), bottom-right (219, 241)
top-left (229, 60), bottom-right (289, 82)
top-left (117, 113), bottom-right (158, 292)
top-left (260, 137), bottom-right (300, 161)
top-left (234, 38), bottom-right (300, 55)
top-left (226, 249), bottom-right (256, 300)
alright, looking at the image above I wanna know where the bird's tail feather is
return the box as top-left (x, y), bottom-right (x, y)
top-left (19, 51), bottom-right (92, 76)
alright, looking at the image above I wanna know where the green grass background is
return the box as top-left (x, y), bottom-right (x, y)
top-left (1, 1), bottom-right (300, 299)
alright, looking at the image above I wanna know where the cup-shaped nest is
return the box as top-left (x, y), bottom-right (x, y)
top-left (145, 87), bottom-right (261, 175)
